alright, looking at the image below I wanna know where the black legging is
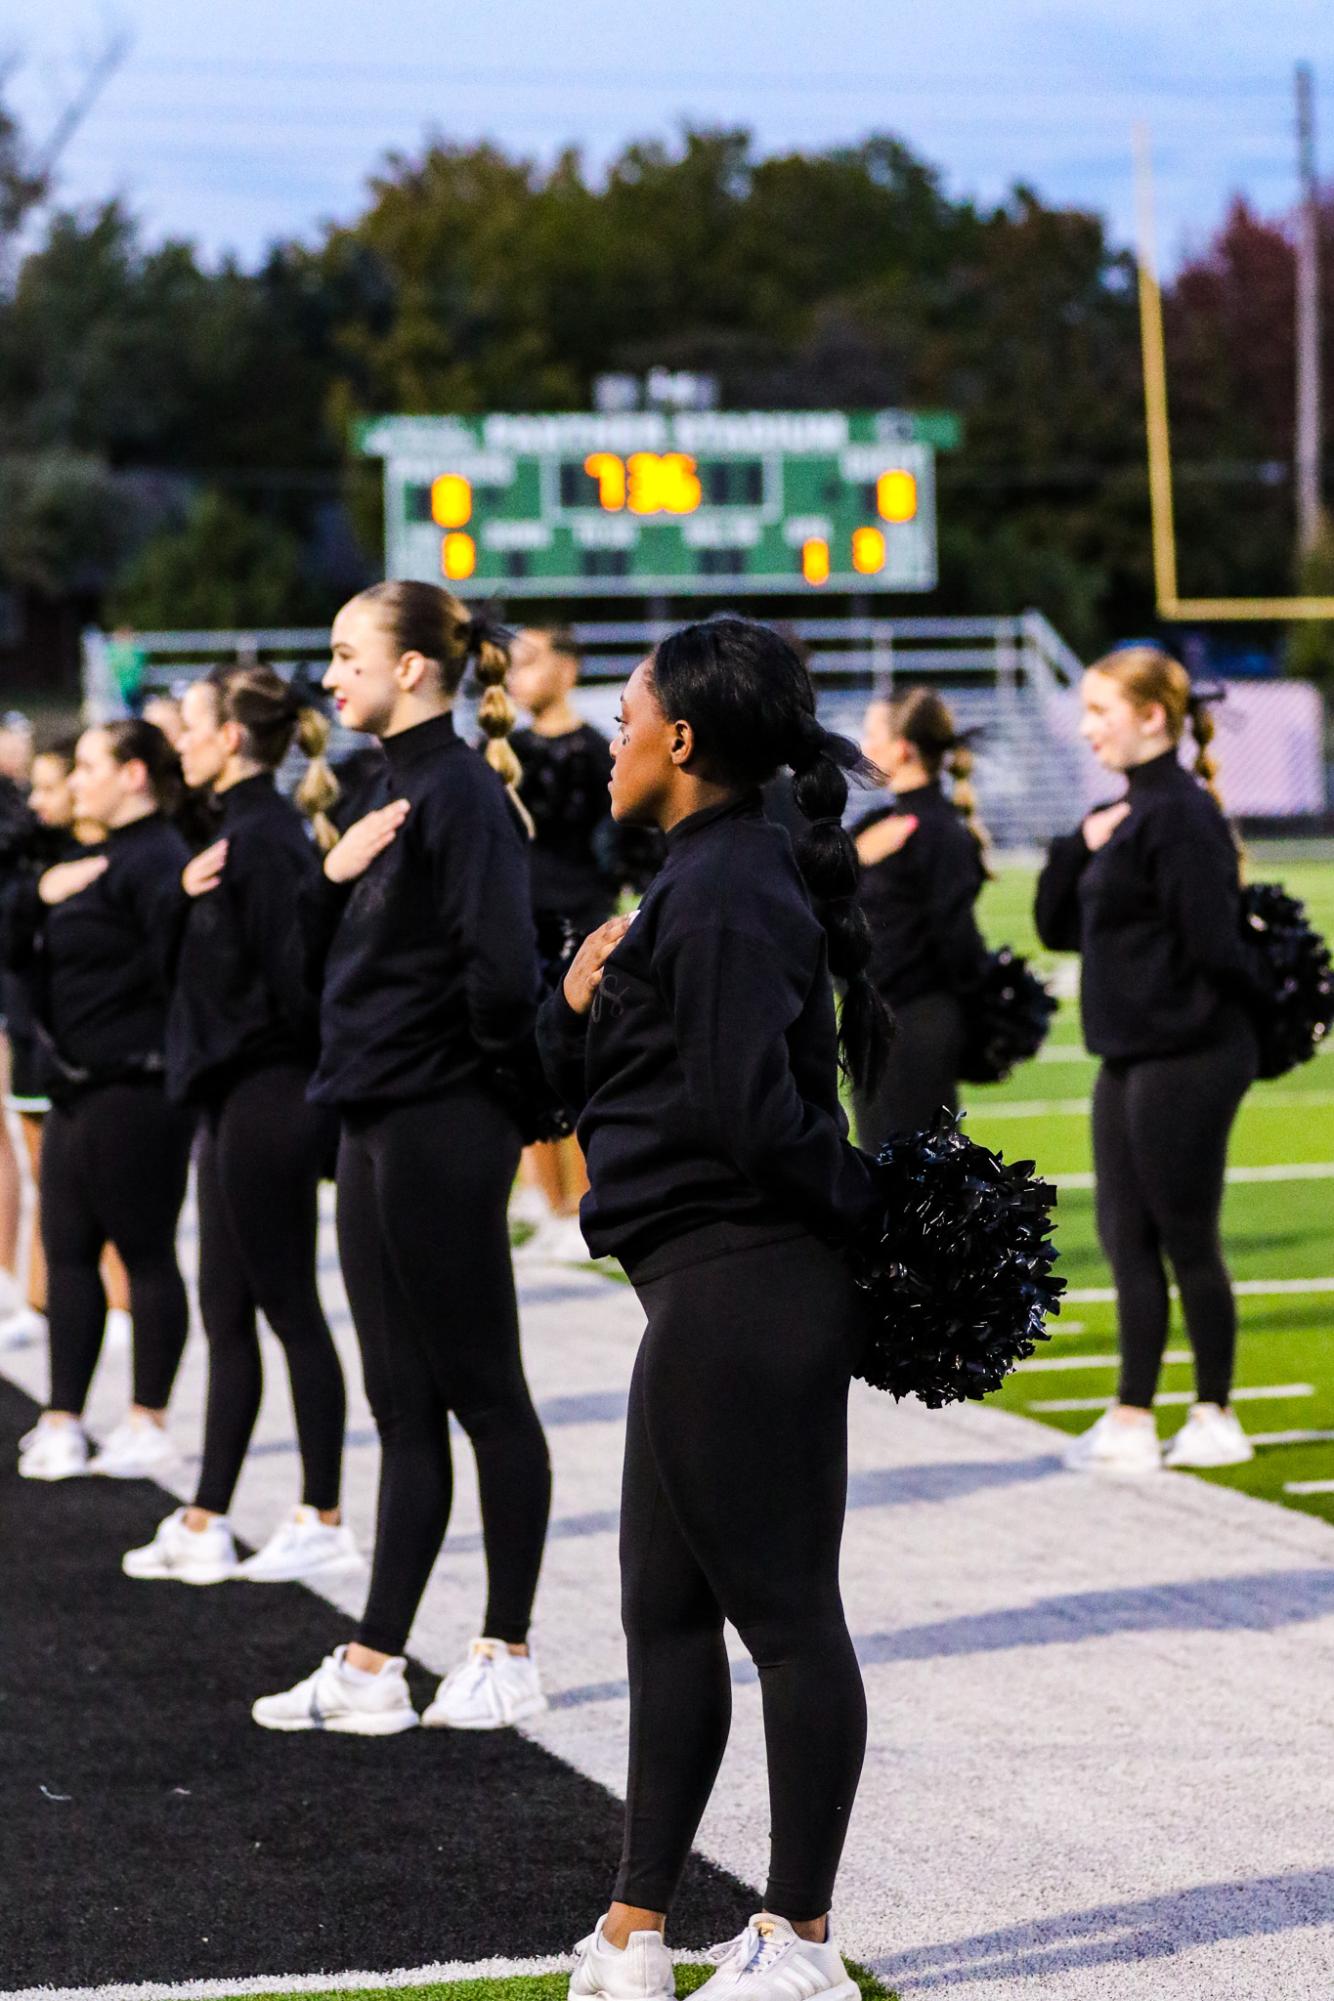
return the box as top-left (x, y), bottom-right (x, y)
top-left (336, 1089), bottom-right (551, 1657)
top-left (853, 989), bottom-right (964, 1155)
top-left (43, 1081), bottom-right (195, 1415)
top-left (194, 1064), bottom-right (344, 1517)
top-left (617, 1225), bottom-right (867, 1924)
top-left (1093, 1009), bottom-right (1258, 1410)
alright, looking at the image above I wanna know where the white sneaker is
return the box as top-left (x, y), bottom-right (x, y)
top-left (1063, 1408), bottom-right (1162, 1475)
top-left (104, 1306), bottom-right (132, 1353)
top-left (0, 1304), bottom-right (46, 1351)
top-left (422, 1637), bottom-right (548, 1729)
top-left (90, 1412), bottom-right (180, 1479)
top-left (240, 1505), bottom-right (365, 1583)
top-left (569, 1917), bottom-right (675, 2001)
top-left (123, 1508), bottom-right (240, 1584)
top-left (695, 1916), bottom-right (858, 2001)
top-left (1164, 1402), bottom-right (1255, 1469)
top-left (252, 1645), bottom-right (419, 1735)
top-left (18, 1414), bottom-right (90, 1481)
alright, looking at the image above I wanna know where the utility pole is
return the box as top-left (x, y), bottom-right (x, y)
top-left (1295, 62), bottom-right (1323, 556)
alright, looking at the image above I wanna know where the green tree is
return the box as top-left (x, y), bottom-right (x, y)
top-left (106, 489), bottom-right (322, 629)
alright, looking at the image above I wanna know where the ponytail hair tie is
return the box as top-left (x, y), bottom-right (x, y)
top-left (1187, 679), bottom-right (1227, 709)
top-left (463, 605), bottom-right (513, 658)
top-left (788, 713), bottom-right (828, 779)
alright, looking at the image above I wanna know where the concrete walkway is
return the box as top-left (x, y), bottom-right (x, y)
top-left (5, 1191), bottom-right (1334, 1999)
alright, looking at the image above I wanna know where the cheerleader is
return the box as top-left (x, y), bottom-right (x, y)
top-left (508, 625), bottom-right (619, 1259)
top-left (252, 582), bottom-right (551, 1735)
top-left (122, 666), bottom-right (355, 1587)
top-left (1035, 646), bottom-right (1262, 1474)
top-left (852, 688), bottom-right (989, 1151)
top-left (13, 722), bottom-right (195, 1482)
top-left (537, 616), bottom-right (890, 2001)
top-left (3, 741), bottom-right (131, 1347)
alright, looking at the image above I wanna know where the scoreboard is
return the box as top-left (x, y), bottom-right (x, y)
top-left (355, 409), bottom-right (946, 598)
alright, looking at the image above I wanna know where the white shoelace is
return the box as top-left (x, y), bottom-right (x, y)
top-left (709, 1925), bottom-right (789, 1977)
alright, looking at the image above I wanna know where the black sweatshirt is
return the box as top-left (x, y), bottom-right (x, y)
top-left (854, 781), bottom-right (989, 1006)
top-left (166, 774), bottom-right (323, 1105)
top-left (1034, 749), bottom-right (1263, 1061)
top-left (307, 710), bottom-right (540, 1109)
top-left (6, 813), bottom-right (189, 1077)
top-left (536, 793), bottom-right (877, 1274)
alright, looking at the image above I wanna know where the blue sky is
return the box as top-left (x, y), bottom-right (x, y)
top-left (6, 0), bottom-right (1334, 269)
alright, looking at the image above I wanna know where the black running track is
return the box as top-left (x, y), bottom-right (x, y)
top-left (0, 1377), bottom-right (752, 1990)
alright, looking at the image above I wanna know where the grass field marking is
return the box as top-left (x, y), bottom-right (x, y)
top-left (1284, 1479), bottom-right (1334, 1494)
top-left (1032, 1039), bottom-right (1334, 1064)
top-left (1013, 1349), bottom-right (1192, 1372)
top-left (0, 1958), bottom-right (579, 2001)
top-left (1064, 1278), bottom-right (1334, 1303)
top-left (1053, 1163), bottom-right (1334, 1190)
top-left (971, 1089), bottom-right (1334, 1120)
top-left (1028, 1383), bottom-right (1314, 1413)
top-left (1250, 1430), bottom-right (1334, 1446)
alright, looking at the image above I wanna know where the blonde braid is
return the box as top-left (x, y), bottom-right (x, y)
top-left (947, 741), bottom-right (994, 879)
top-left (468, 624), bottom-right (533, 835)
top-left (294, 705), bottom-right (341, 853)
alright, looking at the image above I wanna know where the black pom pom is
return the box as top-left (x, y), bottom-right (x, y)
top-left (959, 947), bottom-right (1058, 1085)
top-left (1241, 881), bottom-right (1334, 1080)
top-left (850, 1111), bottom-right (1064, 1407)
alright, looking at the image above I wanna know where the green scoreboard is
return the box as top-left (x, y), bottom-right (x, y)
top-left (355, 409), bottom-right (949, 598)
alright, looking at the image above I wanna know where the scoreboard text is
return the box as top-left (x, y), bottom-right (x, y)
top-left (356, 409), bottom-right (942, 597)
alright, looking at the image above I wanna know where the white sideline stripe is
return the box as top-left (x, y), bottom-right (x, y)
top-left (1064, 1278), bottom-right (1334, 1302)
top-left (0, 1954), bottom-right (594, 2001)
top-left (1285, 1479), bottom-right (1334, 1495)
top-left (1029, 1383), bottom-right (1313, 1413)
top-left (1033, 1039), bottom-right (1334, 1065)
top-left (1013, 1349), bottom-right (1192, 1373)
top-left (1251, 1430), bottom-right (1334, 1446)
top-left (1053, 1162), bottom-right (1334, 1190)
top-left (972, 1089), bottom-right (1334, 1119)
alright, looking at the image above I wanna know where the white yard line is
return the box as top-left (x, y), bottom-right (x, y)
top-left (1064, 1277), bottom-right (1334, 1303)
top-left (972, 1089), bottom-right (1334, 1120)
top-left (1284, 1480), bottom-right (1334, 1496)
top-left (1014, 1350), bottom-right (1192, 1373)
top-left (1251, 1431), bottom-right (1334, 1447)
top-left (1028, 1383), bottom-right (1314, 1414)
top-left (1053, 1162), bottom-right (1334, 1190)
top-left (0, 1957), bottom-right (585, 2001)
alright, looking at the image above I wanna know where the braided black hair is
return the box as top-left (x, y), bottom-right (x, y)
top-left (650, 615), bottom-right (892, 1091)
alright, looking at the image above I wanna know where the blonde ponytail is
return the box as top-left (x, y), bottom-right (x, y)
top-left (947, 741), bottom-right (994, 879)
top-left (294, 705), bottom-right (341, 853)
top-left (467, 625), bottom-right (533, 835)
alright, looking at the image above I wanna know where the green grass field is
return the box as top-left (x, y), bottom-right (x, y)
top-left (967, 849), bottom-right (1334, 1524)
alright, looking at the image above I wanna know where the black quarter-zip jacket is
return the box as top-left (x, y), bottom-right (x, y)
top-left (307, 710), bottom-right (540, 1110)
top-left (1034, 749), bottom-right (1263, 1061)
top-left (854, 780), bottom-right (989, 1006)
top-left (166, 774), bottom-right (323, 1105)
top-left (536, 793), bottom-right (877, 1275)
top-left (7, 812), bottom-right (190, 1074)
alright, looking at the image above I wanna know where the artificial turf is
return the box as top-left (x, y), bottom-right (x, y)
top-left (0, 1376), bottom-right (754, 1993)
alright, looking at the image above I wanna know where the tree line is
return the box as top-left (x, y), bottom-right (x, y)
top-left (1, 106), bottom-right (1329, 679)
